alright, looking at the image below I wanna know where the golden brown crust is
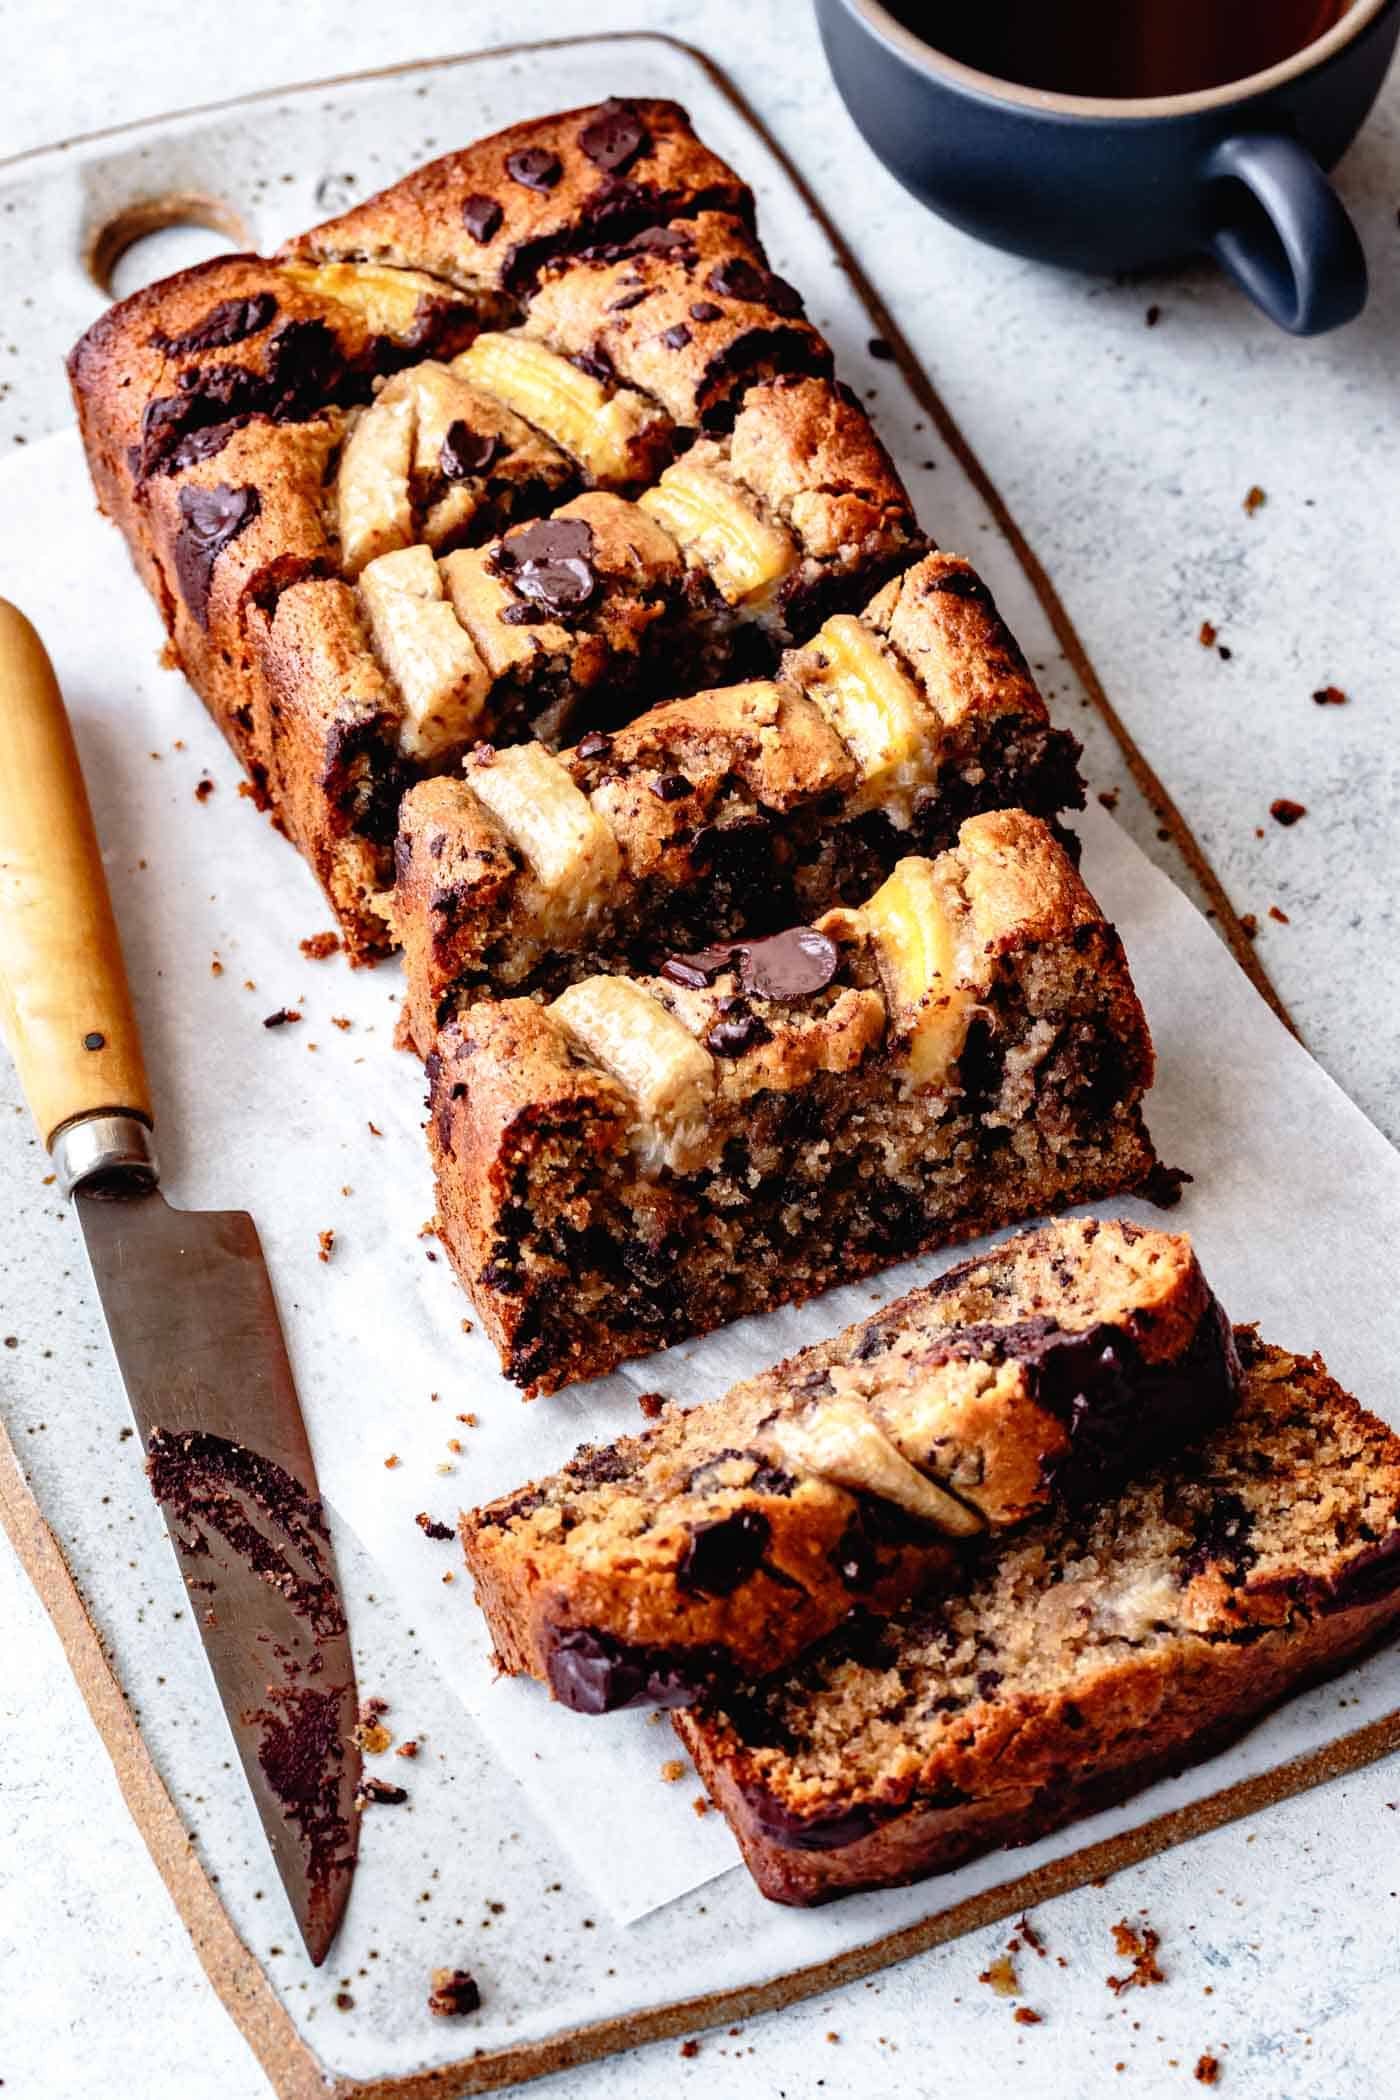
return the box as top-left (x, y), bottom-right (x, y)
top-left (729, 375), bottom-right (919, 567)
top-left (279, 98), bottom-right (754, 296)
top-left (522, 213), bottom-right (831, 428)
top-left (677, 1342), bottom-right (1400, 1903)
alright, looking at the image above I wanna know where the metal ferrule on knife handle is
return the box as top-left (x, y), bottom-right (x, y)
top-left (0, 599), bottom-right (157, 1192)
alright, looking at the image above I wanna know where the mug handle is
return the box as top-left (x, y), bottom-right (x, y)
top-left (1207, 132), bottom-right (1367, 336)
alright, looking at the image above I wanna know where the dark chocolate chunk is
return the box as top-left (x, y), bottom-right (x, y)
top-left (462, 192), bottom-right (504, 243)
top-left (506, 147), bottom-right (562, 192)
top-left (739, 926), bottom-right (839, 1001)
top-left (578, 99), bottom-right (650, 175)
top-left (660, 943), bottom-right (740, 989)
top-left (174, 482), bottom-right (260, 629)
top-left (569, 344), bottom-right (616, 385)
top-left (575, 729), bottom-right (611, 760)
top-left (543, 1626), bottom-right (726, 1713)
top-left (867, 334), bottom-right (895, 361)
top-left (740, 1780), bottom-right (903, 1853)
top-left (607, 287), bottom-right (652, 312)
top-left (705, 256), bottom-right (805, 316)
top-left (927, 566), bottom-right (992, 606)
top-left (490, 515), bottom-right (597, 619)
top-left (440, 421), bottom-right (501, 480)
top-left (659, 322), bottom-right (692, 351)
top-left (650, 772), bottom-right (692, 802)
top-left (1182, 1491), bottom-right (1257, 1586)
top-left (705, 1004), bottom-right (772, 1058)
top-left (676, 1509), bottom-right (771, 1595)
top-left (689, 299), bottom-right (723, 323)
top-left (138, 316), bottom-right (355, 479)
top-left (152, 292), bottom-right (278, 357)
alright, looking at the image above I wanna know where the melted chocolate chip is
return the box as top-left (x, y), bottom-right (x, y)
top-left (650, 772), bottom-right (692, 802)
top-left (660, 925), bottom-right (839, 1002)
top-left (706, 1004), bottom-right (772, 1058)
top-left (462, 192), bottom-right (504, 243)
top-left (740, 926), bottom-right (839, 1000)
top-left (174, 483), bottom-right (261, 629)
top-left (543, 1626), bottom-right (725, 1713)
top-left (440, 421), bottom-right (501, 480)
top-left (660, 322), bottom-right (692, 351)
top-left (575, 729), bottom-right (611, 760)
top-left (152, 292), bottom-right (278, 357)
top-left (607, 287), bottom-right (652, 312)
top-left (569, 344), bottom-right (616, 385)
top-left (578, 99), bottom-right (650, 175)
top-left (689, 299), bottom-right (722, 323)
top-left (927, 567), bottom-right (992, 605)
top-left (138, 317), bottom-right (355, 479)
top-left (741, 1781), bottom-right (902, 1852)
top-left (705, 256), bottom-right (805, 316)
top-left (490, 516), bottom-right (597, 620)
top-left (676, 1509), bottom-right (771, 1595)
top-left (506, 147), bottom-right (562, 192)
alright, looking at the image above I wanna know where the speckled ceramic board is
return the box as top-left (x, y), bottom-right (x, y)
top-left (7, 32), bottom-right (1399, 2100)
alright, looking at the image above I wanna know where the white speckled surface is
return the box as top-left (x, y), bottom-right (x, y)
top-left (2, 4), bottom-right (1399, 2097)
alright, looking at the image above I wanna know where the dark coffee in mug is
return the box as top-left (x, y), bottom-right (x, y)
top-left (891, 0), bottom-right (1351, 98)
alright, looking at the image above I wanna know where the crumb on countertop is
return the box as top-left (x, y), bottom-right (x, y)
top-left (416, 1512), bottom-right (457, 1541)
top-left (1013, 2006), bottom-right (1043, 2026)
top-left (1270, 798), bottom-right (1307, 826)
top-left (428, 1967), bottom-right (481, 2017)
top-left (1198, 620), bottom-right (1217, 648)
top-left (317, 1229), bottom-right (335, 1264)
top-left (300, 931), bottom-right (341, 960)
top-left (979, 1954), bottom-right (1020, 1998)
top-left (660, 1759), bottom-right (686, 1783)
top-left (1312, 685), bottom-right (1348, 705)
top-left (1107, 1919), bottom-right (1165, 1994)
top-left (1243, 485), bottom-right (1266, 515)
top-left (263, 1007), bottom-right (301, 1028)
top-left (637, 1391), bottom-right (668, 1419)
top-left (194, 777), bottom-right (215, 801)
top-left (1195, 2055), bottom-right (1221, 2086)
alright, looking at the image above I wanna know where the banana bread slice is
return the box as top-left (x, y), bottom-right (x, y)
top-left (677, 1332), bottom-right (1400, 1903)
top-left (427, 810), bottom-right (1159, 1394)
top-left (463, 1222), bottom-right (1237, 1711)
top-left (391, 551), bottom-right (1083, 1054)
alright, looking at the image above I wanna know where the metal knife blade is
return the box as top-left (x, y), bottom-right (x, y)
top-left (76, 1184), bottom-right (361, 1966)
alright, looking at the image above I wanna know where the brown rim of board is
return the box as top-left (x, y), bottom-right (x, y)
top-left (1, 33), bottom-right (1330, 2100)
top-left (84, 191), bottom-right (254, 297)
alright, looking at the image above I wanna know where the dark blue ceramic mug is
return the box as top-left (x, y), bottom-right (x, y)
top-left (817, 0), bottom-right (1400, 333)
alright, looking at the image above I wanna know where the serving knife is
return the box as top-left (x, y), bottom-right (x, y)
top-left (0, 600), bottom-right (360, 1965)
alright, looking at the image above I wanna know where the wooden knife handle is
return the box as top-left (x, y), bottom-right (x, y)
top-left (0, 599), bottom-right (153, 1149)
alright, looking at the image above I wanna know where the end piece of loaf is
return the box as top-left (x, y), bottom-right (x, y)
top-left (677, 1333), bottom-right (1400, 1903)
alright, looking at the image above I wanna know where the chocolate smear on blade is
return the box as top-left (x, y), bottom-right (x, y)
top-left (173, 483), bottom-right (261, 629)
top-left (491, 515), bottom-right (597, 622)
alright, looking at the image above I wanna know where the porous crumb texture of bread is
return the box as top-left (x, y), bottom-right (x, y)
top-left (429, 811), bottom-right (1159, 1393)
top-left (676, 1335), bottom-right (1400, 1903)
top-left (391, 551), bottom-right (1084, 1056)
top-left (67, 98), bottom-right (939, 960)
top-left (462, 1221), bottom-right (1236, 1709)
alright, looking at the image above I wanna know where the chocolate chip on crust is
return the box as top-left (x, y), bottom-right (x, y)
top-left (578, 100), bottom-right (650, 175)
top-left (505, 147), bottom-right (562, 192)
top-left (151, 293), bottom-right (278, 357)
top-left (705, 256), bottom-right (805, 316)
top-left (173, 482), bottom-right (261, 628)
top-left (676, 1509), bottom-right (771, 1595)
top-left (461, 192), bottom-right (504, 243)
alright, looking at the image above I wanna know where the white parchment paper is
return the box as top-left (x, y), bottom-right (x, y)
top-left (4, 432), bottom-right (1400, 1925)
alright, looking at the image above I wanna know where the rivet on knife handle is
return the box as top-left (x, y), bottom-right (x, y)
top-left (0, 600), bottom-right (155, 1176)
